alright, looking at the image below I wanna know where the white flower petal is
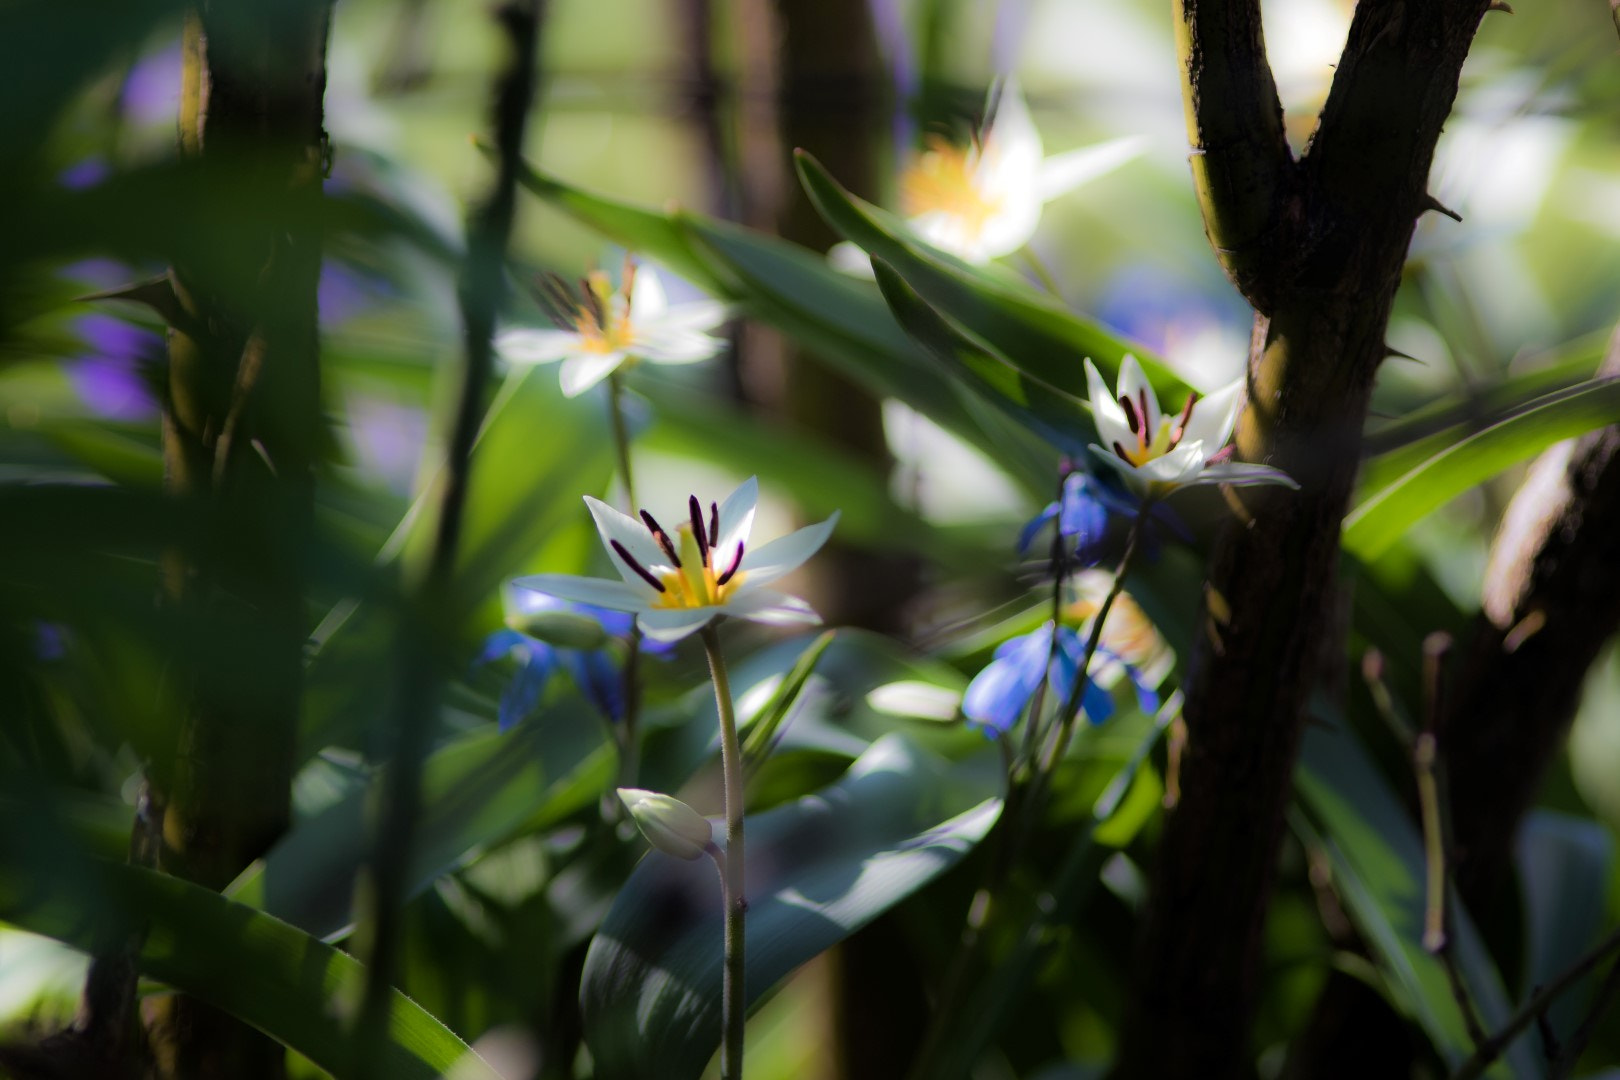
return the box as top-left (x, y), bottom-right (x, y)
top-left (586, 496), bottom-right (674, 585)
top-left (979, 80), bottom-right (1045, 196)
top-left (977, 195), bottom-right (1042, 259)
top-left (1193, 462), bottom-right (1301, 490)
top-left (1086, 359), bottom-right (1136, 452)
top-left (724, 588), bottom-right (822, 627)
top-left (1089, 444), bottom-right (1154, 485)
top-left (654, 300), bottom-right (729, 335)
top-left (1177, 378), bottom-right (1243, 457)
top-left (511, 573), bottom-right (652, 613)
top-left (559, 353), bottom-right (625, 397)
top-left (1115, 354), bottom-right (1161, 435)
top-left (828, 241), bottom-right (877, 277)
top-left (636, 329), bottom-right (726, 365)
top-left (1136, 441), bottom-right (1206, 485)
top-left (1036, 136), bottom-right (1148, 203)
top-left (628, 267), bottom-right (668, 322)
top-left (496, 328), bottom-right (583, 366)
top-left (738, 512), bottom-right (839, 586)
top-left (713, 476), bottom-right (759, 558)
top-left (909, 212), bottom-right (988, 264)
top-left (638, 605), bottom-right (722, 643)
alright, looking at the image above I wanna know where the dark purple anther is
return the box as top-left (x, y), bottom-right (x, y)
top-left (689, 495), bottom-right (711, 565)
top-left (715, 542), bottom-right (745, 586)
top-left (640, 510), bottom-right (680, 567)
top-left (610, 539), bottom-right (666, 592)
top-left (1119, 394), bottom-right (1140, 435)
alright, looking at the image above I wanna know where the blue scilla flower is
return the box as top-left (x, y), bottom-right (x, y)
top-left (962, 621), bottom-right (1162, 739)
top-left (1018, 470), bottom-right (1117, 563)
top-left (478, 591), bottom-right (670, 731)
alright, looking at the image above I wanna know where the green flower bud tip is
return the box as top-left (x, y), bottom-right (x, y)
top-left (506, 609), bottom-right (612, 650)
top-left (617, 787), bottom-right (714, 861)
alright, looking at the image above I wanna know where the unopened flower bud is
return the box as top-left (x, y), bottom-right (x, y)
top-left (507, 609), bottom-right (612, 650)
top-left (617, 788), bottom-right (713, 861)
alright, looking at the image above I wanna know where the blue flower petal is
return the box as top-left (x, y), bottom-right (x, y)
top-left (1017, 504), bottom-right (1059, 556)
top-left (477, 628), bottom-right (529, 667)
top-left (500, 643), bottom-right (558, 732)
top-left (963, 625), bottom-right (1054, 737)
top-left (563, 648), bottom-right (625, 723)
top-left (1098, 647), bottom-right (1161, 714)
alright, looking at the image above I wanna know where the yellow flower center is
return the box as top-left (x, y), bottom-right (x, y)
top-left (899, 135), bottom-right (1003, 241)
top-left (1111, 390), bottom-right (1200, 467)
top-left (572, 269), bottom-right (637, 355)
top-left (653, 524), bottom-right (748, 610)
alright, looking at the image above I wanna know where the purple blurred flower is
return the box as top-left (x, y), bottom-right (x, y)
top-left (69, 314), bottom-right (159, 421)
top-left (344, 394), bottom-right (426, 494)
top-left (122, 43), bottom-right (182, 126)
top-left (1094, 264), bottom-right (1242, 357)
top-left (58, 158), bottom-right (110, 191)
top-left (319, 262), bottom-right (393, 329)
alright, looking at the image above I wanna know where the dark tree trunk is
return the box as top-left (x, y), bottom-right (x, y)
top-left (1115, 0), bottom-right (1493, 1075)
top-left (135, 3), bottom-right (330, 1077)
top-left (1445, 330), bottom-right (1620, 909)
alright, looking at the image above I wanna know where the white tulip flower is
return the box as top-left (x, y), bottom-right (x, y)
top-left (515, 477), bottom-right (838, 644)
top-left (1086, 355), bottom-right (1298, 493)
top-left (496, 262), bottom-right (727, 398)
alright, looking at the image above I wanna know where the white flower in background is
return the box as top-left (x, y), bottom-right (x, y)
top-left (514, 477), bottom-right (839, 643)
top-left (831, 80), bottom-right (1145, 269)
top-left (495, 261), bottom-right (727, 397)
top-left (1085, 354), bottom-right (1298, 493)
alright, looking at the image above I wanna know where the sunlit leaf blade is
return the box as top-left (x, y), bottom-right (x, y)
top-left (0, 850), bottom-right (499, 1079)
top-left (1360, 346), bottom-right (1604, 482)
top-left (230, 702), bottom-right (608, 942)
top-left (1294, 718), bottom-right (1535, 1077)
top-left (793, 151), bottom-right (1192, 402)
top-left (507, 153), bottom-right (727, 294)
top-left (1344, 376), bottom-right (1620, 559)
top-left (507, 163), bottom-right (1063, 494)
top-left (1516, 811), bottom-right (1614, 1045)
top-left (581, 734), bottom-right (1002, 1080)
top-left (870, 258), bottom-right (1092, 455)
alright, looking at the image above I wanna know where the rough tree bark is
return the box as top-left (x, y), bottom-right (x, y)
top-left (1113, 0), bottom-right (1493, 1075)
top-left (1446, 329), bottom-right (1620, 909)
top-left (140, 3), bottom-right (330, 1077)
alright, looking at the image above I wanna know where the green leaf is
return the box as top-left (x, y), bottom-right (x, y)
top-left (1294, 718), bottom-right (1535, 1076)
top-left (1516, 811), bottom-right (1614, 1044)
top-left (870, 257), bottom-right (1092, 455)
top-left (230, 701), bottom-right (608, 942)
top-left (0, 847), bottom-right (497, 1079)
top-left (794, 151), bottom-right (1192, 403)
top-left (581, 734), bottom-right (1002, 1080)
top-left (508, 164), bottom-right (1054, 493)
top-left (1345, 376), bottom-right (1620, 559)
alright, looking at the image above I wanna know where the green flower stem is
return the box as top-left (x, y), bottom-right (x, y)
top-left (607, 371), bottom-right (636, 507)
top-left (1031, 507), bottom-right (1147, 798)
top-left (912, 507), bottom-right (1146, 1079)
top-left (701, 624), bottom-right (747, 1080)
top-left (607, 371), bottom-right (643, 792)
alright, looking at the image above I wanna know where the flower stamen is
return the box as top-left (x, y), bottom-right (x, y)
top-left (708, 501), bottom-right (720, 547)
top-left (1119, 395), bottom-right (1140, 435)
top-left (1171, 391), bottom-right (1200, 446)
top-left (611, 539), bottom-right (666, 592)
top-left (689, 495), bottom-right (711, 564)
top-left (640, 510), bottom-right (681, 567)
top-left (716, 541), bottom-right (745, 586)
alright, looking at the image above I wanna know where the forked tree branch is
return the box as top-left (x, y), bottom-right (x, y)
top-left (1172, 0), bottom-right (1295, 312)
top-left (1116, 0), bottom-right (1493, 1075)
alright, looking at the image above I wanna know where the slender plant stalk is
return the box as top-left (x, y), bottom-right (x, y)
top-left (1452, 923), bottom-right (1620, 1080)
top-left (701, 624), bottom-right (747, 1080)
top-left (1029, 509), bottom-right (1147, 803)
top-left (910, 507), bottom-right (1145, 1078)
top-left (606, 371), bottom-right (644, 792)
top-left (354, 3), bottom-right (541, 1074)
